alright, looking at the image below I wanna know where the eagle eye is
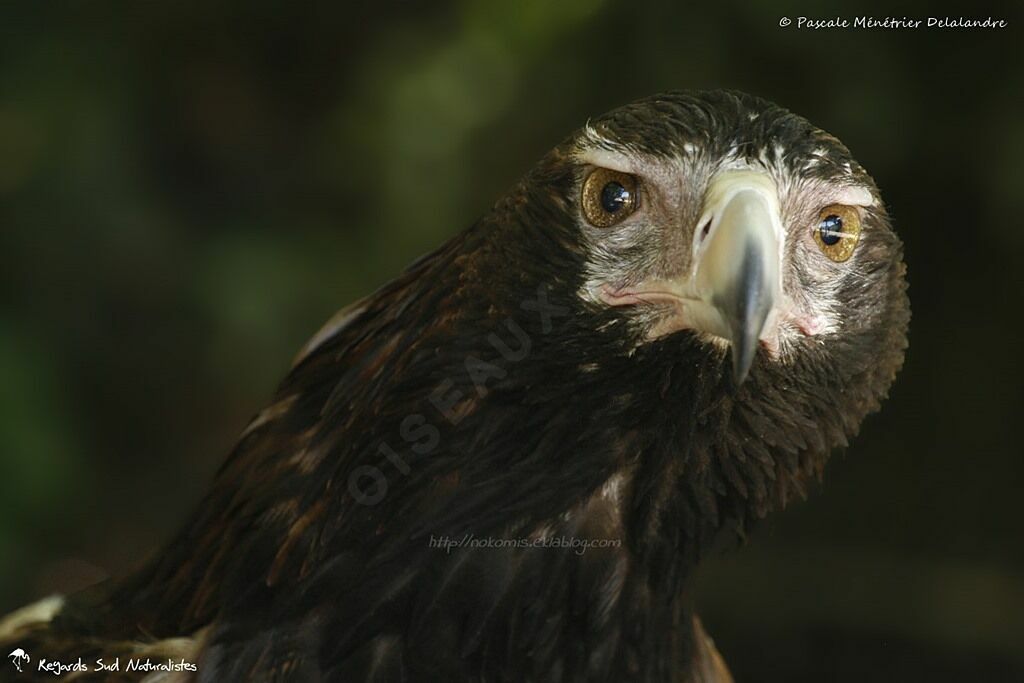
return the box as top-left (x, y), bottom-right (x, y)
top-left (582, 168), bottom-right (639, 227)
top-left (813, 204), bottom-right (861, 262)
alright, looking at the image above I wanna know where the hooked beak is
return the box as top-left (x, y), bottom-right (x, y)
top-left (694, 172), bottom-right (783, 385)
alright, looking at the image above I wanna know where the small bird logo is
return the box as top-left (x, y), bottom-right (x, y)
top-left (8, 648), bottom-right (30, 673)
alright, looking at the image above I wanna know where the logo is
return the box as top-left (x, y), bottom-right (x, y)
top-left (8, 649), bottom-right (30, 673)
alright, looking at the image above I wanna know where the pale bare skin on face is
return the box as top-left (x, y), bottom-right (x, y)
top-left (574, 138), bottom-right (876, 364)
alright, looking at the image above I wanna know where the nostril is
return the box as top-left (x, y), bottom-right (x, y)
top-left (699, 220), bottom-right (712, 242)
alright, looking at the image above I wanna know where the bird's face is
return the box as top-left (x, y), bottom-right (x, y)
top-left (563, 92), bottom-right (905, 385)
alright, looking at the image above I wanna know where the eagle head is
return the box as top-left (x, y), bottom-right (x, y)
top-left (462, 89), bottom-right (910, 540)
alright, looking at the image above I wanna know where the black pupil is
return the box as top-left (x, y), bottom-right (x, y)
top-left (819, 215), bottom-right (843, 246)
top-left (600, 181), bottom-right (630, 213)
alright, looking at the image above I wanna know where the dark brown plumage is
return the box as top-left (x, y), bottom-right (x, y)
top-left (0, 90), bottom-right (908, 682)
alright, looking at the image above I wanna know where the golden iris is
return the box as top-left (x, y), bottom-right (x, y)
top-left (813, 204), bottom-right (861, 262)
top-left (581, 168), bottom-right (639, 227)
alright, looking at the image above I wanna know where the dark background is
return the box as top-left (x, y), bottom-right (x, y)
top-left (1, 2), bottom-right (1022, 680)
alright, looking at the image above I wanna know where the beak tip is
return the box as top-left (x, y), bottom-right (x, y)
top-left (729, 338), bottom-right (758, 387)
top-left (731, 355), bottom-right (752, 386)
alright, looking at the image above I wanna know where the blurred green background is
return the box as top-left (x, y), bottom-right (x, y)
top-left (1, 1), bottom-right (1022, 680)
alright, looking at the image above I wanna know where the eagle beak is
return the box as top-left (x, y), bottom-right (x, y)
top-left (694, 172), bottom-right (783, 385)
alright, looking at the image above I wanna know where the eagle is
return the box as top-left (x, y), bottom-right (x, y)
top-left (0, 90), bottom-right (909, 682)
